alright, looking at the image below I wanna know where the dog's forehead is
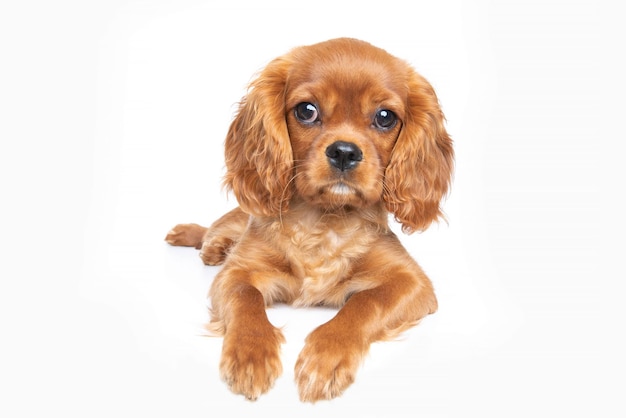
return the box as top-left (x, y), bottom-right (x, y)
top-left (290, 43), bottom-right (406, 84)
top-left (285, 40), bottom-right (407, 101)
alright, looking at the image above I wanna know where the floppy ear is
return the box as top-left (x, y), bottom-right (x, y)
top-left (223, 57), bottom-right (294, 217)
top-left (383, 70), bottom-right (454, 234)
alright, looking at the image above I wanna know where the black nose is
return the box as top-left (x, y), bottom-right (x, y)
top-left (325, 141), bottom-right (363, 172)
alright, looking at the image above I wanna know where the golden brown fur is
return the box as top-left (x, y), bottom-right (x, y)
top-left (165, 38), bottom-right (453, 402)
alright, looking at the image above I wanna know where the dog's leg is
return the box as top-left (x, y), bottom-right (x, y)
top-left (294, 242), bottom-right (437, 402)
top-left (197, 207), bottom-right (249, 265)
top-left (165, 207), bottom-right (249, 265)
top-left (210, 272), bottom-right (285, 400)
top-left (164, 223), bottom-right (207, 249)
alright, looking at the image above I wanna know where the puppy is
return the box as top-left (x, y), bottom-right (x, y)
top-left (166, 38), bottom-right (453, 402)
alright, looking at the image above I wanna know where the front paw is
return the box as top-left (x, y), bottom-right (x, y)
top-left (294, 327), bottom-right (366, 402)
top-left (219, 326), bottom-right (285, 400)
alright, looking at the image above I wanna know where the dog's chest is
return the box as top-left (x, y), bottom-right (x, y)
top-left (281, 216), bottom-right (373, 306)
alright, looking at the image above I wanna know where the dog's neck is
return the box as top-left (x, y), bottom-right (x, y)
top-left (280, 197), bottom-right (391, 232)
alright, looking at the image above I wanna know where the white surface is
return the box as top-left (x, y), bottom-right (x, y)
top-left (1, 1), bottom-right (624, 416)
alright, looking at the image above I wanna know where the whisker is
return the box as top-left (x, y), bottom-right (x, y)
top-left (279, 164), bottom-right (307, 227)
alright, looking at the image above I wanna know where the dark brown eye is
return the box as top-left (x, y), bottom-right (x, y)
top-left (295, 102), bottom-right (319, 124)
top-left (373, 109), bottom-right (397, 130)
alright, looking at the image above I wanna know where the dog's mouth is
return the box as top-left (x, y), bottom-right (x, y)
top-left (312, 180), bottom-right (369, 208)
top-left (328, 182), bottom-right (354, 196)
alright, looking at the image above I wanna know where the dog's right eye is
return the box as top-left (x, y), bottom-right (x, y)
top-left (294, 102), bottom-right (319, 124)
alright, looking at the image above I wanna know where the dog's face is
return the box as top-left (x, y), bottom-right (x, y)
top-left (285, 46), bottom-right (406, 210)
top-left (224, 38), bottom-right (453, 233)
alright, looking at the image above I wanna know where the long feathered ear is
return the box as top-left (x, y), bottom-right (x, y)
top-left (223, 57), bottom-right (294, 217)
top-left (383, 70), bottom-right (454, 234)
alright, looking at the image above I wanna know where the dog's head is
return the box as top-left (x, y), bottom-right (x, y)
top-left (223, 38), bottom-right (454, 233)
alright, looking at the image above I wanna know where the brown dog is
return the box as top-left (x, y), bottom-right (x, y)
top-left (166, 38), bottom-right (453, 402)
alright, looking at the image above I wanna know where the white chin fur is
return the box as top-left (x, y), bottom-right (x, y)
top-left (330, 183), bottom-right (352, 195)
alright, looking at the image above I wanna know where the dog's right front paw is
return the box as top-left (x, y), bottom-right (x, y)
top-left (219, 326), bottom-right (285, 400)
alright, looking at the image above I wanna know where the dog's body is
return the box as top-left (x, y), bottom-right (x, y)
top-left (166, 38), bottom-right (453, 402)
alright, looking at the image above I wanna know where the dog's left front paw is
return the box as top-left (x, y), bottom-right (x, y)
top-left (294, 328), bottom-right (366, 402)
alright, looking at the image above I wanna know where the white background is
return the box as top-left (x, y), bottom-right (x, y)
top-left (1, 0), bottom-right (624, 416)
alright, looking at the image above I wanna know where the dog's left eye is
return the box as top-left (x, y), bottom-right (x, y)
top-left (373, 109), bottom-right (397, 130)
top-left (295, 102), bottom-right (320, 124)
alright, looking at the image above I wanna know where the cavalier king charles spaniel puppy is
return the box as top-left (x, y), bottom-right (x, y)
top-left (165, 38), bottom-right (453, 402)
